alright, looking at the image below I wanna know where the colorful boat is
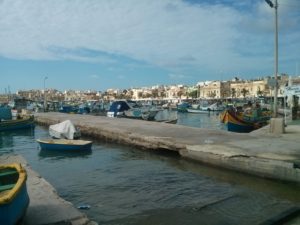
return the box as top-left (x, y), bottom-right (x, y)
top-left (221, 109), bottom-right (270, 133)
top-left (36, 139), bottom-right (93, 151)
top-left (0, 116), bottom-right (35, 132)
top-left (0, 163), bottom-right (30, 225)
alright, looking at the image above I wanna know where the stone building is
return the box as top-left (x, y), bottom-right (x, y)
top-left (198, 81), bottom-right (230, 99)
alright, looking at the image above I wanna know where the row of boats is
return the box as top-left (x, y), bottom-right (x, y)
top-left (105, 100), bottom-right (272, 133)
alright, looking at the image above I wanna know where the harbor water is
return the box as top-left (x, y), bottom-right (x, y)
top-left (0, 113), bottom-right (300, 224)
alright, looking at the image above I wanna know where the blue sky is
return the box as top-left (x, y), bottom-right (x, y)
top-left (1, 0), bottom-right (299, 93)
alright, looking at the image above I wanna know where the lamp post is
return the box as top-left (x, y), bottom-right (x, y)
top-left (265, 0), bottom-right (279, 117)
top-left (44, 76), bottom-right (48, 112)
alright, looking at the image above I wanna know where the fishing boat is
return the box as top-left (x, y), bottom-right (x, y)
top-left (107, 100), bottom-right (160, 120)
top-left (0, 116), bottom-right (35, 132)
top-left (187, 108), bottom-right (210, 114)
top-left (177, 102), bottom-right (190, 112)
top-left (36, 139), bottom-right (92, 151)
top-left (0, 163), bottom-right (30, 225)
top-left (124, 108), bottom-right (159, 121)
top-left (154, 110), bottom-right (178, 124)
top-left (221, 109), bottom-right (270, 133)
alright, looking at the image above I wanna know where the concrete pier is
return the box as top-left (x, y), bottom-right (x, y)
top-left (0, 154), bottom-right (97, 225)
top-left (35, 112), bottom-right (300, 184)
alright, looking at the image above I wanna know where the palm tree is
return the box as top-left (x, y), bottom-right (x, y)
top-left (231, 88), bottom-right (236, 98)
top-left (257, 87), bottom-right (263, 97)
top-left (241, 88), bottom-right (249, 99)
top-left (188, 90), bottom-right (198, 99)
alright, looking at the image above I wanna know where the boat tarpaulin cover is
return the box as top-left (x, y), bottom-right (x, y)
top-left (49, 120), bottom-right (78, 140)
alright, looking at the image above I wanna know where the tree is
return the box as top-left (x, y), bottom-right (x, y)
top-left (152, 89), bottom-right (159, 98)
top-left (138, 92), bottom-right (143, 99)
top-left (208, 91), bottom-right (216, 98)
top-left (231, 88), bottom-right (236, 98)
top-left (257, 87), bottom-right (263, 97)
top-left (188, 90), bottom-right (198, 99)
top-left (241, 88), bottom-right (249, 99)
top-left (177, 90), bottom-right (183, 99)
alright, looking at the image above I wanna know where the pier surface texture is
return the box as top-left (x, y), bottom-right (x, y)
top-left (0, 154), bottom-right (97, 225)
top-left (35, 112), bottom-right (300, 184)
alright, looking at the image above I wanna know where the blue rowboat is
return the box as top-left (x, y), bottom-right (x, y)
top-left (36, 139), bottom-right (92, 151)
top-left (0, 116), bottom-right (35, 132)
top-left (0, 163), bottom-right (30, 225)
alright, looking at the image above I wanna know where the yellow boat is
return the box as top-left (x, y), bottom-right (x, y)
top-left (0, 163), bottom-right (29, 225)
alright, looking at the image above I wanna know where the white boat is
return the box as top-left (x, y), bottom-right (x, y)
top-left (187, 108), bottom-right (210, 114)
top-left (154, 109), bottom-right (178, 123)
top-left (107, 100), bottom-right (160, 120)
top-left (203, 102), bottom-right (224, 111)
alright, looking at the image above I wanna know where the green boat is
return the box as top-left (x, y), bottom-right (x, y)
top-left (0, 163), bottom-right (30, 225)
top-left (0, 116), bottom-right (35, 132)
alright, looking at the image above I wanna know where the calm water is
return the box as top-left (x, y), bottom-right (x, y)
top-left (176, 111), bottom-right (226, 130)
top-left (0, 114), bottom-right (300, 224)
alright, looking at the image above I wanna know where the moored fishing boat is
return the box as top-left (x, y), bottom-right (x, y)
top-left (107, 100), bottom-right (160, 121)
top-left (187, 108), bottom-right (210, 114)
top-left (124, 108), bottom-right (159, 121)
top-left (0, 116), bottom-right (35, 132)
top-left (221, 109), bottom-right (270, 133)
top-left (0, 163), bottom-right (29, 225)
top-left (36, 139), bottom-right (92, 151)
top-left (177, 102), bottom-right (190, 112)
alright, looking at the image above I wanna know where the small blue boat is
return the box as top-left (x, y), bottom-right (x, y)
top-left (36, 139), bottom-right (92, 151)
top-left (0, 163), bottom-right (30, 225)
top-left (0, 116), bottom-right (35, 132)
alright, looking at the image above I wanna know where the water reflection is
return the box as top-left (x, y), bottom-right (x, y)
top-left (0, 128), bottom-right (35, 152)
top-left (172, 158), bottom-right (300, 203)
top-left (177, 112), bottom-right (226, 130)
top-left (0, 128), bottom-right (35, 137)
top-left (38, 149), bottom-right (92, 160)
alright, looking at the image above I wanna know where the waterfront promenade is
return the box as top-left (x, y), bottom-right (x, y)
top-left (35, 112), bottom-right (300, 184)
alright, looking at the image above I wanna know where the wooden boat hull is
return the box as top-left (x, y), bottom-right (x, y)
top-left (0, 116), bottom-right (35, 132)
top-left (0, 164), bottom-right (29, 225)
top-left (37, 139), bottom-right (92, 151)
top-left (221, 110), bottom-right (266, 133)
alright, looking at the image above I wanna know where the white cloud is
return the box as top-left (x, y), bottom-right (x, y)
top-left (90, 74), bottom-right (99, 79)
top-left (117, 75), bottom-right (125, 80)
top-left (0, 0), bottom-right (298, 77)
top-left (169, 73), bottom-right (189, 80)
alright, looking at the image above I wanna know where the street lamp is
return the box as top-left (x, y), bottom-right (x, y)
top-left (44, 76), bottom-right (48, 112)
top-left (265, 0), bottom-right (278, 117)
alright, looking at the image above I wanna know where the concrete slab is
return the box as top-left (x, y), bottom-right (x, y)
top-left (0, 154), bottom-right (97, 225)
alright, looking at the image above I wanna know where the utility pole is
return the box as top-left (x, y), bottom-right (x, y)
top-left (274, 0), bottom-right (278, 118)
top-left (44, 76), bottom-right (48, 112)
top-left (265, 0), bottom-right (279, 117)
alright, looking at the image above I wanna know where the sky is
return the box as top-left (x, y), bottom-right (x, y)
top-left (0, 0), bottom-right (299, 93)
